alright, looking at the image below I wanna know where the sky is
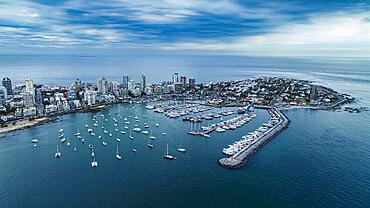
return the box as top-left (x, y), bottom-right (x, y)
top-left (0, 0), bottom-right (370, 57)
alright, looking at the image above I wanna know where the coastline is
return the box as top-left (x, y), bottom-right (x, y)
top-left (0, 117), bottom-right (57, 137)
top-left (0, 104), bottom-right (109, 136)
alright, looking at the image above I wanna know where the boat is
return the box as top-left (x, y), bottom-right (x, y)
top-left (144, 125), bottom-right (149, 128)
top-left (34, 144), bottom-right (37, 147)
top-left (89, 144), bottom-right (93, 149)
top-left (60, 138), bottom-right (66, 143)
top-left (132, 149), bottom-right (137, 153)
top-left (102, 141), bottom-right (107, 146)
top-left (163, 144), bottom-right (174, 160)
top-left (31, 138), bottom-right (38, 143)
top-left (120, 131), bottom-right (126, 134)
top-left (82, 139), bottom-right (85, 143)
top-left (133, 127), bottom-right (141, 132)
top-left (74, 146), bottom-right (77, 151)
top-left (91, 147), bottom-right (95, 157)
top-left (98, 135), bottom-right (102, 139)
top-left (116, 145), bottom-right (122, 160)
top-left (149, 130), bottom-right (156, 139)
top-left (58, 128), bottom-right (64, 133)
top-left (67, 139), bottom-right (70, 146)
top-left (55, 145), bottom-right (61, 158)
top-left (91, 132), bottom-right (95, 136)
top-left (148, 139), bottom-right (154, 148)
top-left (91, 157), bottom-right (98, 168)
top-left (177, 141), bottom-right (186, 153)
top-left (142, 130), bottom-right (149, 134)
top-left (116, 138), bottom-right (121, 142)
top-left (162, 132), bottom-right (166, 135)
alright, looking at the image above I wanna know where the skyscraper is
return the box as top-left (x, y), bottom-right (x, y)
top-left (180, 76), bottom-right (187, 88)
top-left (2, 77), bottom-right (13, 96)
top-left (0, 86), bottom-right (7, 105)
top-left (140, 74), bottom-right (147, 93)
top-left (122, 75), bottom-right (130, 89)
top-left (25, 78), bottom-right (34, 92)
top-left (172, 73), bottom-right (179, 84)
top-left (23, 91), bottom-right (35, 108)
top-left (97, 76), bottom-right (107, 95)
top-left (189, 78), bottom-right (196, 89)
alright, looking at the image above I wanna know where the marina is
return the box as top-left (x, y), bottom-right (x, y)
top-left (219, 108), bottom-right (290, 168)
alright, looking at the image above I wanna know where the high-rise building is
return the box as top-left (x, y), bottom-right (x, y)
top-left (140, 74), bottom-right (147, 93)
top-left (180, 76), bottom-right (187, 88)
top-left (25, 78), bottom-right (34, 92)
top-left (127, 80), bottom-right (135, 92)
top-left (122, 75), bottom-right (130, 89)
top-left (23, 91), bottom-right (35, 108)
top-left (2, 77), bottom-right (13, 96)
top-left (0, 86), bottom-right (7, 105)
top-left (189, 78), bottom-right (196, 89)
top-left (172, 73), bottom-right (179, 84)
top-left (97, 76), bottom-right (107, 95)
top-left (84, 90), bottom-right (97, 106)
top-left (75, 78), bottom-right (82, 91)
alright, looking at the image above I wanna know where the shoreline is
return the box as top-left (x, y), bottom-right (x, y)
top-left (0, 117), bottom-right (57, 137)
top-left (0, 104), bottom-right (109, 136)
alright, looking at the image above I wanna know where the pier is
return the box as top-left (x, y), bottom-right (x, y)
top-left (218, 108), bottom-right (289, 168)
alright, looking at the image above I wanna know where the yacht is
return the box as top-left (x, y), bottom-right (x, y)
top-left (116, 138), bottom-right (121, 142)
top-left (132, 148), bottom-right (137, 153)
top-left (31, 138), bottom-right (38, 143)
top-left (142, 130), bottom-right (149, 134)
top-left (120, 131), bottom-right (126, 134)
top-left (91, 157), bottom-right (98, 168)
top-left (91, 132), bottom-right (95, 136)
top-left (91, 148), bottom-right (95, 157)
top-left (102, 141), bottom-right (107, 146)
top-left (98, 135), bottom-right (102, 139)
top-left (67, 139), bottom-right (70, 146)
top-left (116, 145), bottom-right (122, 160)
top-left (164, 144), bottom-right (174, 160)
top-left (74, 146), bottom-right (77, 151)
top-left (55, 145), bottom-right (61, 158)
top-left (162, 132), bottom-right (166, 135)
top-left (133, 127), bottom-right (141, 132)
top-left (60, 137), bottom-right (66, 143)
top-left (177, 141), bottom-right (186, 153)
top-left (148, 139), bottom-right (154, 148)
top-left (58, 128), bottom-right (64, 133)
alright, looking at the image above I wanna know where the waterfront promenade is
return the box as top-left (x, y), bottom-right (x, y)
top-left (219, 108), bottom-right (290, 168)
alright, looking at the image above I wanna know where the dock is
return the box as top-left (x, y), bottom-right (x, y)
top-left (218, 108), bottom-right (289, 168)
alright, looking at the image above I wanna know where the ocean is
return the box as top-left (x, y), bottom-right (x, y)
top-left (0, 55), bottom-right (369, 208)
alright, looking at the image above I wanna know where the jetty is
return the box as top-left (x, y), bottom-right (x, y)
top-left (218, 108), bottom-right (289, 168)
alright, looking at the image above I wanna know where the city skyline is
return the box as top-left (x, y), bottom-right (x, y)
top-left (0, 0), bottom-right (370, 57)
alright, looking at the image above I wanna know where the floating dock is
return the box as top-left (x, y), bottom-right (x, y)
top-left (218, 108), bottom-right (289, 169)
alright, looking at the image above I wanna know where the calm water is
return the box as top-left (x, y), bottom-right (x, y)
top-left (0, 55), bottom-right (370, 208)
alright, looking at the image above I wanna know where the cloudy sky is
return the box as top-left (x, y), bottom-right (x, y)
top-left (1, 0), bottom-right (370, 57)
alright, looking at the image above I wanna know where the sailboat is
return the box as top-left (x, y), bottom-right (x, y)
top-left (177, 140), bottom-right (186, 153)
top-left (116, 145), bottom-right (122, 160)
top-left (67, 139), bottom-right (70, 146)
top-left (149, 130), bottom-right (156, 140)
top-left (55, 145), bottom-right (61, 158)
top-left (155, 118), bottom-right (159, 127)
top-left (91, 147), bottom-right (95, 157)
top-left (129, 129), bottom-right (134, 140)
top-left (163, 144), bottom-right (174, 160)
top-left (148, 139), bottom-right (154, 148)
top-left (91, 157), bottom-right (98, 168)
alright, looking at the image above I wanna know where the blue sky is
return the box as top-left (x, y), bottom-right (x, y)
top-left (0, 0), bottom-right (370, 57)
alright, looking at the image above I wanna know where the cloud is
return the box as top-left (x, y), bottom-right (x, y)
top-left (161, 11), bottom-right (370, 56)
